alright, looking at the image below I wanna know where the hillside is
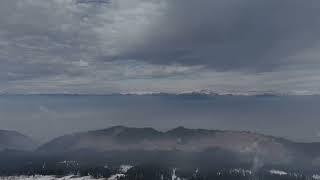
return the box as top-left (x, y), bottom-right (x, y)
top-left (0, 130), bottom-right (37, 151)
top-left (37, 126), bottom-right (318, 168)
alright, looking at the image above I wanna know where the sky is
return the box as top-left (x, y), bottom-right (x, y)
top-left (1, 0), bottom-right (320, 94)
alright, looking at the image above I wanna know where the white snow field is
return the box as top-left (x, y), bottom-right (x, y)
top-left (0, 175), bottom-right (105, 180)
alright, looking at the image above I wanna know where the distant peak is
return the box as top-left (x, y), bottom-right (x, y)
top-left (108, 125), bottom-right (128, 130)
top-left (166, 126), bottom-right (193, 135)
top-left (76, 0), bottom-right (110, 4)
top-left (92, 126), bottom-right (160, 135)
top-left (106, 126), bottom-right (156, 131)
top-left (171, 126), bottom-right (189, 131)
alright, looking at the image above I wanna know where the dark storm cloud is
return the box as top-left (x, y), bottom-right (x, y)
top-left (119, 0), bottom-right (320, 71)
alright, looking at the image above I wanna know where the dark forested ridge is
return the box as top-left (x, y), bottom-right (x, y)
top-left (38, 126), bottom-right (320, 168)
top-left (1, 126), bottom-right (320, 179)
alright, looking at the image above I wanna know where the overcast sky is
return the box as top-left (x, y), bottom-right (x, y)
top-left (1, 0), bottom-right (320, 94)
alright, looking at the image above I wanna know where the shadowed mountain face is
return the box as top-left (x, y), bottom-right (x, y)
top-left (0, 130), bottom-right (37, 151)
top-left (37, 126), bottom-right (320, 168)
top-left (38, 126), bottom-right (285, 152)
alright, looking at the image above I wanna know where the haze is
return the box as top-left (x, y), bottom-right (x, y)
top-left (0, 94), bottom-right (319, 143)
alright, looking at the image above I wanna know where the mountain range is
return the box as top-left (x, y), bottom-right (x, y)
top-left (36, 126), bottom-right (320, 168)
top-left (38, 126), bottom-right (286, 154)
top-left (2, 126), bottom-right (320, 170)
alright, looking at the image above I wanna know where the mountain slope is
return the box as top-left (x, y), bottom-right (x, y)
top-left (38, 127), bottom-right (292, 162)
top-left (0, 130), bottom-right (37, 151)
top-left (38, 126), bottom-right (320, 168)
top-left (15, 126), bottom-right (319, 170)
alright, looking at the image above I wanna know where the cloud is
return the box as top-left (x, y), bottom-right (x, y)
top-left (1, 0), bottom-right (320, 93)
top-left (115, 0), bottom-right (320, 71)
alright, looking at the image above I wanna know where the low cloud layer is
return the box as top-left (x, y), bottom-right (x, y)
top-left (1, 0), bottom-right (320, 94)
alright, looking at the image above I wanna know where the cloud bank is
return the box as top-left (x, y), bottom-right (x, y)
top-left (1, 0), bottom-right (320, 94)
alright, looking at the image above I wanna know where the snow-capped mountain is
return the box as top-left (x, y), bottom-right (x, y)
top-left (119, 89), bottom-right (294, 96)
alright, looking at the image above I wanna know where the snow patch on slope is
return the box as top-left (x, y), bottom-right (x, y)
top-left (269, 169), bottom-right (288, 176)
top-left (119, 165), bottom-right (133, 173)
top-left (107, 174), bottom-right (125, 180)
top-left (0, 175), bottom-right (104, 180)
top-left (313, 174), bottom-right (320, 180)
